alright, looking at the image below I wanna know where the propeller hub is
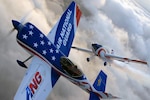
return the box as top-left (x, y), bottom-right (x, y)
top-left (12, 20), bottom-right (21, 30)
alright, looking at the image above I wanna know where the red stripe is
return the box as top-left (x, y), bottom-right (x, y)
top-left (76, 5), bottom-right (82, 26)
top-left (81, 82), bottom-right (88, 84)
top-left (97, 48), bottom-right (106, 56)
top-left (94, 91), bottom-right (102, 98)
top-left (17, 40), bottom-right (46, 62)
top-left (17, 39), bottom-right (64, 77)
top-left (123, 58), bottom-right (147, 64)
top-left (104, 92), bottom-right (109, 97)
top-left (131, 60), bottom-right (147, 64)
top-left (17, 39), bottom-right (90, 81)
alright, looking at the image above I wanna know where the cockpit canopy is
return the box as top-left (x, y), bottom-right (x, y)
top-left (60, 57), bottom-right (83, 78)
top-left (92, 43), bottom-right (102, 51)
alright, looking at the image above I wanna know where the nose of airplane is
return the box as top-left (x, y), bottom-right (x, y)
top-left (12, 20), bottom-right (20, 30)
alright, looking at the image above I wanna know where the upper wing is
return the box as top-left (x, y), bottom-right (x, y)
top-left (47, 1), bottom-right (82, 56)
top-left (14, 56), bottom-right (60, 100)
top-left (105, 53), bottom-right (148, 66)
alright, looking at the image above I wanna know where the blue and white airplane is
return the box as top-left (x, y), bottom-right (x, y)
top-left (12, 1), bottom-right (117, 100)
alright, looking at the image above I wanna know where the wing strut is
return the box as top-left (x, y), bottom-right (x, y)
top-left (17, 55), bottom-right (33, 68)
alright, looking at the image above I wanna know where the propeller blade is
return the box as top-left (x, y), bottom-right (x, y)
top-left (20, 9), bottom-right (34, 24)
top-left (9, 8), bottom-right (35, 36)
top-left (8, 28), bottom-right (15, 35)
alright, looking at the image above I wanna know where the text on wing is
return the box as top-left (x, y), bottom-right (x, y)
top-left (56, 9), bottom-right (73, 49)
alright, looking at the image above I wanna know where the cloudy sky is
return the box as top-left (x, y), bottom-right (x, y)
top-left (0, 0), bottom-right (150, 100)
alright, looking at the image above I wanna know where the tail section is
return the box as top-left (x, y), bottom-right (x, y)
top-left (89, 70), bottom-right (107, 100)
top-left (89, 70), bottom-right (118, 100)
top-left (93, 70), bottom-right (107, 92)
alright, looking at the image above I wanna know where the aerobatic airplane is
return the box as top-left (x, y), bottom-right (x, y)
top-left (12, 1), bottom-right (117, 100)
top-left (72, 44), bottom-right (148, 66)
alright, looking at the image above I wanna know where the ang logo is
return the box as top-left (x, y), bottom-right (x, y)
top-left (26, 72), bottom-right (42, 99)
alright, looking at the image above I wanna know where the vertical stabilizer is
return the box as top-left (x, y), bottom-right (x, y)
top-left (89, 70), bottom-right (107, 100)
top-left (93, 70), bottom-right (107, 92)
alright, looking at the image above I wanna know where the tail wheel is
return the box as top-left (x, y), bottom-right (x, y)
top-left (87, 58), bottom-right (90, 62)
top-left (104, 62), bottom-right (107, 66)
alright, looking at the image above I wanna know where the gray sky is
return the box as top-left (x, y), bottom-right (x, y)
top-left (0, 0), bottom-right (150, 100)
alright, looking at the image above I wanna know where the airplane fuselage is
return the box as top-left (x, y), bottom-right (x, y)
top-left (91, 44), bottom-right (111, 65)
top-left (12, 20), bottom-right (108, 99)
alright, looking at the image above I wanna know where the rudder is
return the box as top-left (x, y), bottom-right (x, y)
top-left (93, 70), bottom-right (107, 92)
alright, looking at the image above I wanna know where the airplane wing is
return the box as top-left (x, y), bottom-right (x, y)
top-left (14, 1), bottom-right (82, 100)
top-left (14, 56), bottom-right (60, 100)
top-left (71, 46), bottom-right (93, 53)
top-left (105, 53), bottom-right (148, 66)
top-left (47, 2), bottom-right (82, 56)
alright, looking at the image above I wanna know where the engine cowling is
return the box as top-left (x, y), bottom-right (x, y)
top-left (96, 47), bottom-right (106, 58)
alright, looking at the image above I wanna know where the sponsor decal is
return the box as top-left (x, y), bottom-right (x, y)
top-left (26, 72), bottom-right (42, 100)
top-left (56, 9), bottom-right (72, 49)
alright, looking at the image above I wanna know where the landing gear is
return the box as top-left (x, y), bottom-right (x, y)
top-left (87, 58), bottom-right (90, 62)
top-left (17, 55), bottom-right (33, 69)
top-left (104, 62), bottom-right (107, 66)
top-left (86, 55), bottom-right (95, 62)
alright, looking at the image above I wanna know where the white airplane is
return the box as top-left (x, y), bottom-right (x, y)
top-left (72, 43), bottom-right (148, 66)
top-left (12, 1), bottom-right (117, 100)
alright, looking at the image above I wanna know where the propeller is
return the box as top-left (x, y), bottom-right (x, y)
top-left (8, 9), bottom-right (35, 35)
top-left (9, 0), bottom-right (42, 35)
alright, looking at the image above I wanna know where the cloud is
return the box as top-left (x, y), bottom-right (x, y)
top-left (0, 0), bottom-right (150, 100)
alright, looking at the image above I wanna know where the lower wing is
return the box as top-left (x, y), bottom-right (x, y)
top-left (14, 56), bottom-right (60, 100)
top-left (105, 53), bottom-right (148, 66)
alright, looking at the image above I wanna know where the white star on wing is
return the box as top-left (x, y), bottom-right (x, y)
top-left (42, 50), bottom-right (47, 55)
top-left (48, 41), bottom-right (51, 46)
top-left (29, 25), bottom-right (34, 30)
top-left (49, 48), bottom-right (53, 53)
top-left (55, 49), bottom-right (59, 53)
top-left (40, 40), bottom-right (45, 45)
top-left (40, 34), bottom-right (44, 38)
top-left (29, 31), bottom-right (34, 36)
top-left (52, 56), bottom-right (56, 61)
top-left (33, 42), bottom-right (38, 48)
top-left (23, 34), bottom-right (28, 39)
